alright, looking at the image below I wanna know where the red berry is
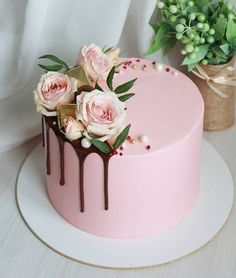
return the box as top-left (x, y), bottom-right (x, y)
top-left (146, 145), bottom-right (151, 150)
top-left (127, 135), bottom-right (131, 141)
top-left (123, 66), bottom-right (127, 69)
top-left (120, 146), bottom-right (124, 151)
top-left (152, 61), bottom-right (156, 65)
top-left (165, 67), bottom-right (170, 72)
top-left (119, 152), bottom-right (123, 156)
top-left (136, 59), bottom-right (140, 62)
top-left (112, 150), bottom-right (118, 155)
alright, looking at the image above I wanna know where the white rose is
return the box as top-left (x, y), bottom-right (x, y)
top-left (76, 89), bottom-right (126, 141)
top-left (33, 72), bottom-right (77, 116)
top-left (64, 116), bottom-right (84, 141)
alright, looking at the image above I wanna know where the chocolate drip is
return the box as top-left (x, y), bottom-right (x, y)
top-left (103, 157), bottom-right (110, 210)
top-left (42, 116), bottom-right (45, 147)
top-left (74, 152), bottom-right (89, 212)
top-left (58, 136), bottom-right (65, 186)
top-left (44, 116), bottom-right (112, 212)
top-left (46, 121), bottom-right (51, 175)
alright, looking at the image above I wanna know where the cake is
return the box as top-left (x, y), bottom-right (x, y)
top-left (34, 44), bottom-right (204, 238)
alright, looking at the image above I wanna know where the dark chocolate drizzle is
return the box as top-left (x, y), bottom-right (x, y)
top-left (58, 136), bottom-right (65, 186)
top-left (42, 116), bottom-right (45, 147)
top-left (44, 116), bottom-right (112, 212)
top-left (46, 120), bottom-right (51, 175)
top-left (103, 157), bottom-right (110, 210)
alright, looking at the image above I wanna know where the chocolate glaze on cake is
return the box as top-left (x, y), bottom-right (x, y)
top-left (43, 116), bottom-right (112, 212)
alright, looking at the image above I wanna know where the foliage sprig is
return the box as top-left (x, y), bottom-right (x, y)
top-left (146, 0), bottom-right (236, 70)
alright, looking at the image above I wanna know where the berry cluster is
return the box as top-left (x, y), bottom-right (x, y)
top-left (146, 0), bottom-right (236, 70)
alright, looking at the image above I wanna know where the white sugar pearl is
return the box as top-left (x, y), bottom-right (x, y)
top-left (140, 135), bottom-right (149, 144)
top-left (121, 142), bottom-right (126, 148)
top-left (156, 64), bottom-right (163, 71)
top-left (173, 71), bottom-right (178, 76)
top-left (53, 121), bottom-right (57, 125)
top-left (81, 138), bottom-right (92, 149)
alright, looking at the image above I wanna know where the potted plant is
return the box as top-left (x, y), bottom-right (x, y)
top-left (146, 0), bottom-right (236, 130)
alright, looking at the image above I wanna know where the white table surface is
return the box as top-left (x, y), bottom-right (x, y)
top-left (1, 127), bottom-right (236, 278)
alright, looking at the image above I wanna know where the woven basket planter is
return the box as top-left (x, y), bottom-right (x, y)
top-left (190, 57), bottom-right (235, 131)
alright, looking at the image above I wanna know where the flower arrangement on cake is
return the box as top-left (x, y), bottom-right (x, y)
top-left (33, 44), bottom-right (137, 154)
top-left (146, 0), bottom-right (236, 130)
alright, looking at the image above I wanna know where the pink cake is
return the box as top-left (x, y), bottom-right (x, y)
top-left (40, 60), bottom-right (203, 238)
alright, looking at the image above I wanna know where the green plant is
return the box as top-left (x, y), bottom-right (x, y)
top-left (145, 0), bottom-right (236, 70)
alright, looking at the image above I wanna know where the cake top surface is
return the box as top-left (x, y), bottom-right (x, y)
top-left (105, 58), bottom-right (204, 156)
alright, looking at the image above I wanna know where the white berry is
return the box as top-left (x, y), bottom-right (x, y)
top-left (140, 135), bottom-right (149, 144)
top-left (121, 142), bottom-right (126, 148)
top-left (81, 138), bottom-right (92, 149)
top-left (173, 71), bottom-right (178, 76)
top-left (156, 64), bottom-right (163, 71)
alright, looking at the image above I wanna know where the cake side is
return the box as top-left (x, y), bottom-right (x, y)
top-left (42, 57), bottom-right (204, 238)
top-left (45, 112), bottom-right (203, 238)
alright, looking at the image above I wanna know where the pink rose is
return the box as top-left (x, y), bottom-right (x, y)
top-left (33, 72), bottom-right (77, 116)
top-left (76, 89), bottom-right (126, 141)
top-left (78, 44), bottom-right (114, 81)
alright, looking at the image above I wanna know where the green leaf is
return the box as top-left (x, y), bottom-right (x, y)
top-left (232, 38), bottom-right (236, 48)
top-left (211, 7), bottom-right (220, 21)
top-left (219, 2), bottom-right (229, 15)
top-left (226, 18), bottom-right (236, 44)
top-left (213, 18), bottom-right (227, 41)
top-left (106, 66), bottom-right (115, 91)
top-left (187, 6), bottom-right (199, 13)
top-left (39, 54), bottom-right (69, 70)
top-left (95, 82), bottom-right (103, 91)
top-left (187, 62), bottom-right (198, 71)
top-left (144, 23), bottom-right (174, 56)
top-left (114, 78), bottom-right (137, 94)
top-left (163, 10), bottom-right (171, 19)
top-left (196, 0), bottom-right (210, 13)
top-left (182, 44), bottom-right (209, 66)
top-left (163, 37), bottom-right (176, 55)
top-left (149, 21), bottom-right (160, 33)
top-left (104, 46), bottom-right (114, 53)
top-left (39, 54), bottom-right (63, 64)
top-left (144, 41), bottom-right (159, 56)
top-left (113, 124), bottom-right (131, 150)
top-left (118, 93), bottom-right (135, 102)
top-left (102, 45), bottom-right (107, 52)
top-left (211, 46), bottom-right (228, 59)
top-left (180, 0), bottom-right (187, 10)
top-left (38, 64), bottom-right (63, 72)
top-left (92, 140), bottom-right (111, 154)
top-left (219, 43), bottom-right (230, 55)
top-left (208, 56), bottom-right (227, 65)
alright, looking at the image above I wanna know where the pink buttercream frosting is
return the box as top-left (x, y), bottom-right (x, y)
top-left (45, 58), bottom-right (204, 238)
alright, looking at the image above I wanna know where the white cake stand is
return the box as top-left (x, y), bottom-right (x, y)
top-left (16, 140), bottom-right (234, 269)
